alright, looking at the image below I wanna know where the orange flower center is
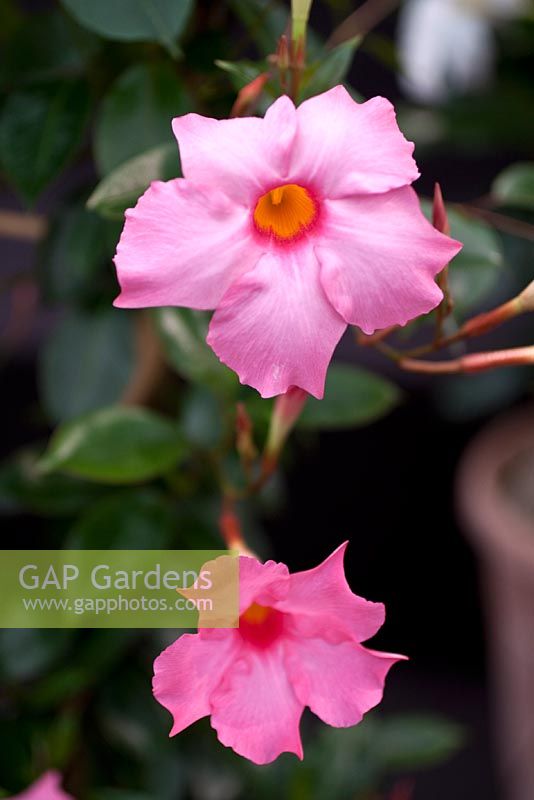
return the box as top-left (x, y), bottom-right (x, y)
top-left (253, 184), bottom-right (317, 241)
top-left (239, 603), bottom-right (284, 648)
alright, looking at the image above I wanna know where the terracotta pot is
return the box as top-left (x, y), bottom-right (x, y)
top-left (457, 406), bottom-right (534, 800)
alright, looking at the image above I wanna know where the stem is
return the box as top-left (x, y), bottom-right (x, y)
top-left (400, 345), bottom-right (534, 375)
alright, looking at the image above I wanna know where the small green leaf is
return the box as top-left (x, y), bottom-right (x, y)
top-left (39, 406), bottom-right (187, 484)
top-left (94, 63), bottom-right (189, 176)
top-left (87, 143), bottom-right (180, 219)
top-left (152, 307), bottom-right (237, 394)
top-left (60, 0), bottom-right (194, 56)
top-left (38, 308), bottom-right (136, 424)
top-left (67, 489), bottom-right (176, 548)
top-left (215, 59), bottom-right (263, 91)
top-left (300, 37), bottom-right (361, 101)
top-left (492, 162), bottom-right (534, 210)
top-left (299, 364), bottom-right (400, 429)
top-left (0, 78), bottom-right (90, 204)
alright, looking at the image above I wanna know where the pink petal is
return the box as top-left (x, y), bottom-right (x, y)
top-left (210, 642), bottom-right (304, 764)
top-left (153, 631), bottom-right (238, 736)
top-left (291, 86), bottom-right (419, 199)
top-left (9, 771), bottom-right (73, 800)
top-left (114, 179), bottom-right (259, 310)
top-left (317, 187), bottom-right (463, 334)
top-left (172, 96), bottom-right (296, 206)
top-left (275, 543), bottom-right (386, 644)
top-left (286, 637), bottom-right (405, 727)
top-left (207, 248), bottom-right (347, 398)
top-left (238, 556), bottom-right (290, 614)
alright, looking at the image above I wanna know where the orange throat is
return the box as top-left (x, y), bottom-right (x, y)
top-left (253, 183), bottom-right (317, 241)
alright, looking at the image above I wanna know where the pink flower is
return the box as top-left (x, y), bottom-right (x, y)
top-left (8, 771), bottom-right (74, 800)
top-left (114, 85), bottom-right (461, 398)
top-left (153, 543), bottom-right (405, 765)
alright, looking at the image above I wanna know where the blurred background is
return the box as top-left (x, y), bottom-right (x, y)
top-left (1, 0), bottom-right (534, 798)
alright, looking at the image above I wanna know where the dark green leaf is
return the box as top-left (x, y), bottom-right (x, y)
top-left (447, 210), bottom-right (504, 316)
top-left (0, 449), bottom-right (103, 517)
top-left (87, 143), bottom-right (180, 219)
top-left (379, 714), bottom-right (464, 769)
top-left (95, 63), bottom-right (189, 175)
top-left (39, 204), bottom-right (117, 303)
top-left (299, 364), bottom-right (400, 429)
top-left (421, 201), bottom-right (504, 316)
top-left (300, 37), bottom-right (361, 101)
top-left (433, 368), bottom-right (528, 422)
top-left (152, 307), bottom-right (238, 395)
top-left (492, 162), bottom-right (534, 210)
top-left (67, 489), bottom-right (176, 548)
top-left (0, 630), bottom-right (73, 682)
top-left (60, 0), bottom-right (194, 56)
top-left (39, 406), bottom-right (188, 484)
top-left (0, 11), bottom-right (91, 88)
top-left (181, 386), bottom-right (224, 449)
top-left (0, 78), bottom-right (90, 204)
top-left (38, 309), bottom-right (135, 424)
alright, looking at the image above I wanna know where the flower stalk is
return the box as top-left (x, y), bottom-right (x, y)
top-left (400, 345), bottom-right (534, 375)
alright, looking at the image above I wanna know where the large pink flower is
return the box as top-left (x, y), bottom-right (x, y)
top-left (153, 543), bottom-right (405, 765)
top-left (115, 85), bottom-right (461, 398)
top-left (7, 772), bottom-right (74, 800)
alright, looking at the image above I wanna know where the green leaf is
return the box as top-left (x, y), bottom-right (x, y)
top-left (59, 0), bottom-right (194, 56)
top-left (300, 37), bottom-right (361, 101)
top-left (215, 59), bottom-right (263, 91)
top-left (67, 489), bottom-right (176, 548)
top-left (38, 308), bottom-right (136, 424)
top-left (379, 714), bottom-right (464, 770)
top-left (447, 210), bottom-right (505, 316)
top-left (181, 386), bottom-right (224, 449)
top-left (87, 143), bottom-right (180, 219)
top-left (0, 630), bottom-right (73, 682)
top-left (94, 63), bottom-right (189, 176)
top-left (39, 406), bottom-right (187, 484)
top-left (152, 307), bottom-right (238, 394)
top-left (421, 201), bottom-right (504, 317)
top-left (0, 78), bottom-right (90, 204)
top-left (39, 204), bottom-right (118, 303)
top-left (492, 162), bottom-right (534, 210)
top-left (0, 10), bottom-right (91, 88)
top-left (433, 368), bottom-right (528, 422)
top-left (0, 449), bottom-right (103, 517)
top-left (298, 364), bottom-right (400, 430)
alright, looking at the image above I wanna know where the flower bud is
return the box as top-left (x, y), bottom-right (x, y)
top-left (231, 72), bottom-right (270, 118)
top-left (236, 402), bottom-right (258, 464)
top-left (291, 0), bottom-right (313, 46)
top-left (265, 386), bottom-right (308, 461)
top-left (432, 182), bottom-right (450, 235)
top-left (518, 279), bottom-right (534, 312)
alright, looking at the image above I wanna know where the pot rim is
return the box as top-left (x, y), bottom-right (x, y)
top-left (457, 404), bottom-right (534, 565)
